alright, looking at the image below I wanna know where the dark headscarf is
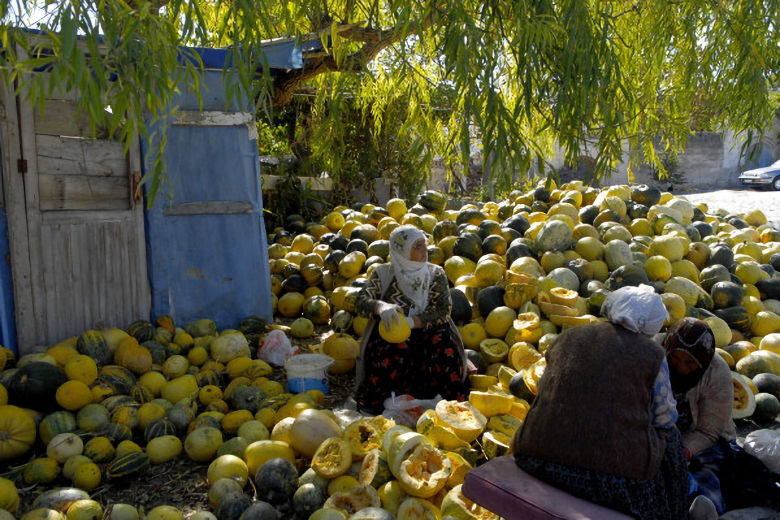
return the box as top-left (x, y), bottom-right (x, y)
top-left (663, 318), bottom-right (716, 394)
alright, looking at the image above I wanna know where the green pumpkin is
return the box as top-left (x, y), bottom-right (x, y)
top-left (292, 484), bottom-right (326, 520)
top-left (142, 340), bottom-right (169, 365)
top-left (418, 190), bottom-right (447, 212)
top-left (9, 362), bottom-right (67, 412)
top-left (713, 306), bottom-right (752, 333)
top-left (452, 234), bottom-right (483, 262)
top-left (99, 422), bottom-right (133, 444)
top-left (630, 184), bottom-right (661, 206)
top-left (215, 492), bottom-right (252, 520)
top-left (38, 410), bottom-right (77, 445)
top-left (127, 320), bottom-right (155, 343)
top-left (76, 330), bottom-right (112, 366)
top-left (711, 281), bottom-right (744, 309)
top-left (106, 451), bottom-right (150, 479)
top-left (255, 458), bottom-right (299, 505)
top-left (144, 418), bottom-right (178, 443)
top-left (98, 365), bottom-right (137, 395)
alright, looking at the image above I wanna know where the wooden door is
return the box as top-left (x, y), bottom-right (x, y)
top-left (1, 75), bottom-right (150, 351)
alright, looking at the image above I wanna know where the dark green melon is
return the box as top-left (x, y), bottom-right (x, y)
top-left (142, 340), bottom-right (169, 365)
top-left (239, 316), bottom-right (267, 336)
top-left (700, 265), bottom-right (732, 292)
top-left (238, 501), bottom-right (279, 520)
top-left (477, 286), bottom-right (505, 320)
top-left (711, 281), bottom-right (744, 309)
top-left (755, 278), bottom-right (780, 300)
top-left (630, 184), bottom-right (661, 206)
top-left (450, 289), bottom-right (472, 325)
top-left (713, 306), bottom-right (751, 333)
top-left (433, 220), bottom-right (459, 242)
top-left (452, 234), bottom-right (482, 262)
top-left (753, 373), bottom-right (780, 401)
top-left (216, 492), bottom-right (253, 520)
top-left (753, 393), bottom-right (780, 423)
top-left (255, 457), bottom-right (299, 505)
top-left (229, 386), bottom-right (266, 415)
top-left (8, 362), bottom-right (67, 412)
top-left (292, 483), bottom-right (325, 520)
top-left (418, 190), bottom-right (447, 212)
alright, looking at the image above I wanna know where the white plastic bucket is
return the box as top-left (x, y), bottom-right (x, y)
top-left (285, 353), bottom-right (334, 394)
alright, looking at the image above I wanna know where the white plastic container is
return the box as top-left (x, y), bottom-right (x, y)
top-left (284, 353), bottom-right (334, 394)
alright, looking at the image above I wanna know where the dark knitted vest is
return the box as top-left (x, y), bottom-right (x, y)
top-left (512, 321), bottom-right (666, 480)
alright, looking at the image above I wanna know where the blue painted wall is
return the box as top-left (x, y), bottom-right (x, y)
top-left (143, 71), bottom-right (273, 330)
top-left (0, 209), bottom-right (17, 353)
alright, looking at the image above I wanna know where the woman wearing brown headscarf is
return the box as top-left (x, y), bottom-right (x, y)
top-left (664, 318), bottom-right (735, 514)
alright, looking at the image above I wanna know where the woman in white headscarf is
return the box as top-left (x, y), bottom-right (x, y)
top-left (511, 285), bottom-right (701, 520)
top-left (352, 225), bottom-right (468, 415)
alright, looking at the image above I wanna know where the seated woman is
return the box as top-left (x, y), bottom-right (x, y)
top-left (351, 225), bottom-right (468, 415)
top-left (664, 318), bottom-right (779, 513)
top-left (511, 285), bottom-right (691, 520)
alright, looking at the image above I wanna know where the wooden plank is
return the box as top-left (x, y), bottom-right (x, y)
top-left (36, 134), bottom-right (128, 177)
top-left (0, 77), bottom-right (37, 351)
top-left (172, 111), bottom-right (254, 126)
top-left (127, 132), bottom-right (151, 320)
top-left (38, 174), bottom-right (130, 211)
top-left (163, 201), bottom-right (255, 216)
top-left (34, 99), bottom-right (111, 139)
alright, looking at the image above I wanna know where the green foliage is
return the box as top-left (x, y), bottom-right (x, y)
top-left (1, 0), bottom-right (778, 205)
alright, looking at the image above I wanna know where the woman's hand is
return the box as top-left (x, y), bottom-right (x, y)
top-left (375, 301), bottom-right (402, 328)
top-left (406, 316), bottom-right (422, 329)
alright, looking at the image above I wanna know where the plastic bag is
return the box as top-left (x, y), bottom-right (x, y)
top-left (257, 330), bottom-right (299, 366)
top-left (382, 393), bottom-right (443, 428)
top-left (601, 284), bottom-right (668, 336)
top-left (743, 429), bottom-right (780, 473)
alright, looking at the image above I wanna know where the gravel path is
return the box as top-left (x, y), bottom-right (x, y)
top-left (679, 188), bottom-right (780, 231)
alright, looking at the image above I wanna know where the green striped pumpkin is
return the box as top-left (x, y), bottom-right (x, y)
top-left (127, 320), bottom-right (155, 343)
top-left (195, 369), bottom-right (222, 388)
top-left (100, 395), bottom-right (137, 414)
top-left (99, 422), bottom-right (133, 444)
top-left (39, 411), bottom-right (77, 445)
top-left (141, 340), bottom-right (169, 365)
top-left (144, 418), bottom-right (178, 443)
top-left (130, 384), bottom-right (153, 403)
top-left (76, 330), bottom-right (112, 366)
top-left (106, 451), bottom-right (149, 479)
top-left (98, 365), bottom-right (136, 395)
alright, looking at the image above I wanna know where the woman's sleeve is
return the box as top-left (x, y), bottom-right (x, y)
top-left (652, 358), bottom-right (679, 429)
top-left (684, 357), bottom-right (734, 455)
top-left (355, 269), bottom-right (383, 318)
top-left (415, 268), bottom-right (451, 328)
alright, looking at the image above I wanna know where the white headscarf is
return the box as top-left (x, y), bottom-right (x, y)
top-left (601, 284), bottom-right (668, 336)
top-left (389, 225), bottom-right (431, 316)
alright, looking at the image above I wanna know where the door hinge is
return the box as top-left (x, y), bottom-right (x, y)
top-left (17, 159), bottom-right (27, 174)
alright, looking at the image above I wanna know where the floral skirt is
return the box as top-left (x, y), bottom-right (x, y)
top-left (515, 427), bottom-right (690, 520)
top-left (354, 322), bottom-right (466, 413)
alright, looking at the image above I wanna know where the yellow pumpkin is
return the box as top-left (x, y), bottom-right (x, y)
top-left (0, 405), bottom-right (37, 460)
top-left (0, 476), bottom-right (19, 513)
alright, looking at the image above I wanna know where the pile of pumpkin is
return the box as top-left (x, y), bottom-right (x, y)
top-left (273, 182), bottom-right (780, 423)
top-left (1, 181), bottom-right (780, 520)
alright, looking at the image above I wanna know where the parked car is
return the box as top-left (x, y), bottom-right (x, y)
top-left (738, 159), bottom-right (780, 190)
